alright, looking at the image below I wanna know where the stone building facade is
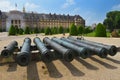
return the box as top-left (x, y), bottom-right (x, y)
top-left (0, 10), bottom-right (85, 31)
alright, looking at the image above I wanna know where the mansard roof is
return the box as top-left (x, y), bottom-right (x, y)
top-left (0, 10), bottom-right (84, 21)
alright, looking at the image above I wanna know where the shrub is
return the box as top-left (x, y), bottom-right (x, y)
top-left (77, 25), bottom-right (84, 35)
top-left (111, 30), bottom-right (119, 37)
top-left (84, 27), bottom-right (93, 34)
top-left (15, 25), bottom-right (19, 34)
top-left (118, 29), bottom-right (120, 33)
top-left (51, 27), bottom-right (58, 34)
top-left (58, 26), bottom-right (63, 34)
top-left (9, 25), bottom-right (16, 35)
top-left (69, 23), bottom-right (78, 35)
top-left (65, 27), bottom-right (69, 33)
top-left (24, 26), bottom-right (30, 34)
top-left (95, 23), bottom-right (107, 37)
top-left (0, 28), bottom-right (2, 32)
top-left (45, 27), bottom-right (52, 35)
top-left (34, 27), bottom-right (39, 33)
top-left (19, 28), bottom-right (24, 35)
top-left (40, 28), bottom-right (44, 33)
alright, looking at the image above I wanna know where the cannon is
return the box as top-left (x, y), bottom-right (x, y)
top-left (68, 36), bottom-right (117, 56)
top-left (33, 37), bottom-right (53, 63)
top-left (76, 37), bottom-right (117, 56)
top-left (62, 37), bottom-right (108, 58)
top-left (1, 41), bottom-right (18, 57)
top-left (52, 37), bottom-right (89, 59)
top-left (43, 37), bottom-right (74, 62)
top-left (16, 38), bottom-right (31, 66)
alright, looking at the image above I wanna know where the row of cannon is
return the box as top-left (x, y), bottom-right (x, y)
top-left (0, 36), bottom-right (118, 66)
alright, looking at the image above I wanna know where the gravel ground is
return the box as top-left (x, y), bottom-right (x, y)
top-left (0, 32), bottom-right (120, 80)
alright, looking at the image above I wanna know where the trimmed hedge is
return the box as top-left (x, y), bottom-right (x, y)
top-left (24, 26), bottom-right (30, 34)
top-left (34, 27), bottom-right (39, 33)
top-left (69, 23), bottom-right (78, 35)
top-left (77, 25), bottom-right (84, 35)
top-left (58, 26), bottom-right (63, 34)
top-left (19, 28), bottom-right (24, 35)
top-left (45, 27), bottom-right (52, 35)
top-left (95, 23), bottom-right (107, 37)
top-left (9, 25), bottom-right (16, 35)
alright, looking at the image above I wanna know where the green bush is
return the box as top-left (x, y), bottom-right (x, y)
top-left (9, 25), bottom-right (16, 35)
top-left (69, 23), bottom-right (78, 35)
top-left (51, 27), bottom-right (58, 34)
top-left (77, 25), bottom-right (84, 35)
top-left (84, 27), bottom-right (93, 34)
top-left (24, 26), bottom-right (30, 34)
top-left (40, 28), bottom-right (44, 33)
top-left (58, 26), bottom-right (63, 34)
top-left (65, 27), bottom-right (69, 33)
top-left (15, 25), bottom-right (19, 34)
top-left (45, 27), bottom-right (52, 35)
top-left (95, 23), bottom-right (107, 37)
top-left (19, 28), bottom-right (24, 35)
top-left (118, 29), bottom-right (120, 33)
top-left (34, 27), bottom-right (39, 33)
top-left (0, 28), bottom-right (2, 32)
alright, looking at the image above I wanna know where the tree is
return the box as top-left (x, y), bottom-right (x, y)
top-left (51, 27), bottom-right (58, 34)
top-left (9, 25), bottom-right (16, 35)
top-left (34, 27), bottom-right (39, 33)
top-left (15, 25), bottom-right (19, 34)
top-left (40, 28), bottom-right (44, 33)
top-left (24, 26), bottom-right (30, 34)
top-left (83, 27), bottom-right (93, 34)
top-left (95, 23), bottom-right (107, 37)
top-left (103, 11), bottom-right (120, 31)
top-left (19, 28), bottom-right (24, 35)
top-left (45, 27), bottom-right (52, 35)
top-left (69, 23), bottom-right (78, 35)
top-left (58, 26), bottom-right (63, 34)
top-left (77, 25), bottom-right (84, 35)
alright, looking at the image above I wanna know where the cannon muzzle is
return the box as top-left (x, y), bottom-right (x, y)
top-left (34, 37), bottom-right (53, 63)
top-left (43, 37), bottom-right (74, 62)
top-left (1, 41), bottom-right (18, 57)
top-left (16, 38), bottom-right (31, 66)
top-left (75, 37), bottom-right (117, 56)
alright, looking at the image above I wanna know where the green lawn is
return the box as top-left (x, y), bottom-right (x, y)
top-left (83, 31), bottom-right (111, 37)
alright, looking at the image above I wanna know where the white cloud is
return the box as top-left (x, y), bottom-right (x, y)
top-left (112, 4), bottom-right (120, 10)
top-left (62, 0), bottom-right (75, 9)
top-left (0, 0), bottom-right (15, 11)
top-left (24, 2), bottom-right (40, 12)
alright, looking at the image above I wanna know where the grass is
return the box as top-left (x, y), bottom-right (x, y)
top-left (83, 31), bottom-right (111, 37)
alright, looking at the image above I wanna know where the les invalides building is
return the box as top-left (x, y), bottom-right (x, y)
top-left (0, 7), bottom-right (85, 31)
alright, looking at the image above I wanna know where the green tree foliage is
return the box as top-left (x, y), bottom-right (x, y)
top-left (95, 23), bottom-right (107, 37)
top-left (24, 26), bottom-right (30, 34)
top-left (69, 23), bottom-right (78, 35)
top-left (19, 28), bottom-right (24, 35)
top-left (58, 26), bottom-right (63, 34)
top-left (40, 28), bottom-right (44, 33)
top-left (0, 28), bottom-right (2, 32)
top-left (34, 27), bottom-right (39, 33)
top-left (15, 25), bottom-right (19, 34)
top-left (51, 27), bottom-right (58, 34)
top-left (65, 27), bottom-right (69, 33)
top-left (83, 27), bottom-right (93, 34)
top-left (103, 11), bottom-right (120, 32)
top-left (77, 25), bottom-right (84, 35)
top-left (9, 25), bottom-right (16, 35)
top-left (45, 27), bottom-right (52, 35)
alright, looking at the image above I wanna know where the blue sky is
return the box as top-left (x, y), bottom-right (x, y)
top-left (0, 0), bottom-right (120, 25)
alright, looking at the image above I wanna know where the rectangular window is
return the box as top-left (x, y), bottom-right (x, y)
top-left (11, 20), bottom-right (13, 24)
